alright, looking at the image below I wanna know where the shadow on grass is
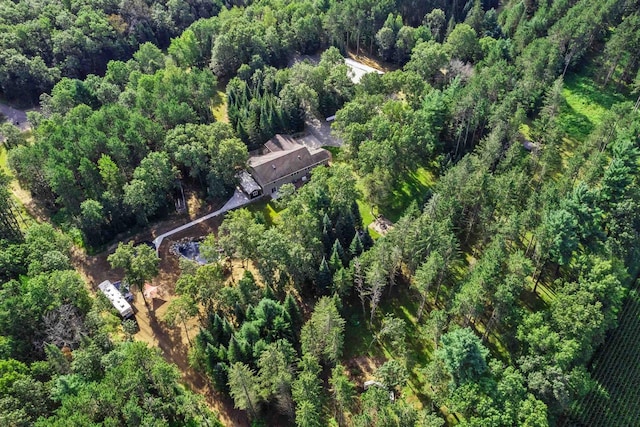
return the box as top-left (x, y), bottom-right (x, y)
top-left (558, 71), bottom-right (631, 142)
top-left (557, 100), bottom-right (595, 142)
top-left (246, 199), bottom-right (284, 227)
top-left (383, 168), bottom-right (434, 223)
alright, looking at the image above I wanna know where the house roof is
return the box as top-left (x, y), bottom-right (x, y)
top-left (248, 135), bottom-right (330, 186)
top-left (238, 170), bottom-right (261, 194)
top-left (264, 134), bottom-right (299, 152)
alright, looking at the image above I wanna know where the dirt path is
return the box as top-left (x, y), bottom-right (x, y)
top-left (73, 212), bottom-right (250, 426)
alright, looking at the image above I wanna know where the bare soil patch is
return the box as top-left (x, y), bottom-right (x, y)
top-left (72, 209), bottom-right (251, 426)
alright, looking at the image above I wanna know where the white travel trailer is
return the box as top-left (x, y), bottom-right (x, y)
top-left (98, 280), bottom-right (134, 318)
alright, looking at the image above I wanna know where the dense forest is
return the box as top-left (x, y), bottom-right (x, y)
top-left (2, 0), bottom-right (640, 425)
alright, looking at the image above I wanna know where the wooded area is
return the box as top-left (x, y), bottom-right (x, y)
top-left (2, 0), bottom-right (640, 425)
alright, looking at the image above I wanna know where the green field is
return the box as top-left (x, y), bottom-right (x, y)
top-left (568, 289), bottom-right (640, 426)
top-left (211, 87), bottom-right (228, 122)
top-left (558, 71), bottom-right (630, 142)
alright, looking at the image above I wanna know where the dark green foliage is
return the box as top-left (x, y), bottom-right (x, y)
top-left (0, 224), bottom-right (90, 361)
top-left (284, 293), bottom-right (303, 334)
top-left (349, 233), bottom-right (364, 257)
top-left (315, 257), bottom-right (332, 295)
top-left (435, 328), bottom-right (489, 387)
top-left (0, 1), bottom-right (221, 102)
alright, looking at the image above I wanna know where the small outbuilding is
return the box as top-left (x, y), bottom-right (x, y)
top-left (98, 280), bottom-right (134, 318)
top-left (238, 170), bottom-right (262, 199)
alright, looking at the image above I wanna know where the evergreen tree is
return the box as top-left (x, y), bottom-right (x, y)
top-left (335, 212), bottom-right (356, 248)
top-left (331, 239), bottom-right (346, 265)
top-left (361, 230), bottom-right (374, 249)
top-left (227, 336), bottom-right (247, 364)
top-left (301, 297), bottom-right (345, 366)
top-left (332, 267), bottom-right (353, 297)
top-left (315, 257), bottom-right (332, 295)
top-left (329, 244), bottom-right (344, 273)
top-left (228, 362), bottom-right (261, 419)
top-left (349, 233), bottom-right (363, 257)
top-left (284, 293), bottom-right (303, 334)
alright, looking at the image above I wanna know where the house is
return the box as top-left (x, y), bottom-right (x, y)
top-left (244, 134), bottom-right (331, 196)
top-left (98, 280), bottom-right (134, 318)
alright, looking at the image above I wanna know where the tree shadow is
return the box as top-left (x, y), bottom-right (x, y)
top-left (558, 100), bottom-right (594, 142)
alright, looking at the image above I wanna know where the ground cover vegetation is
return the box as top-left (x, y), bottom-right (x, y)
top-left (2, 0), bottom-right (640, 425)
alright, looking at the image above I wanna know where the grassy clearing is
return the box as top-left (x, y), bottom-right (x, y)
top-left (343, 286), bottom-right (435, 408)
top-left (558, 72), bottom-right (629, 142)
top-left (246, 199), bottom-right (283, 226)
top-left (0, 145), bottom-right (9, 175)
top-left (211, 88), bottom-right (228, 123)
top-left (383, 167), bottom-right (434, 223)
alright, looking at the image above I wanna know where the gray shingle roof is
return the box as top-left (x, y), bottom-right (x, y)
top-left (238, 170), bottom-right (261, 194)
top-left (248, 134), bottom-right (330, 186)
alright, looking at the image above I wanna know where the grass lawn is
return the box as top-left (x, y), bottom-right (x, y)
top-left (211, 87), bottom-right (228, 122)
top-left (0, 145), bottom-right (9, 175)
top-left (558, 71), bottom-right (630, 142)
top-left (382, 167), bottom-right (434, 223)
top-left (246, 198), bottom-right (283, 226)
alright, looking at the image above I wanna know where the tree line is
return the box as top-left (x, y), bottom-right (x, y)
top-left (0, 0), bottom-right (224, 103)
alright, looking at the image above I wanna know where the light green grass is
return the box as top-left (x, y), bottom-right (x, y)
top-left (383, 167), bottom-right (435, 223)
top-left (518, 123), bottom-right (532, 140)
top-left (0, 145), bottom-right (9, 175)
top-left (558, 72), bottom-right (629, 142)
top-left (211, 88), bottom-right (228, 122)
top-left (247, 199), bottom-right (283, 226)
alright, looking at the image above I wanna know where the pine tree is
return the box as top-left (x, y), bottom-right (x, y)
top-left (212, 361), bottom-right (230, 393)
top-left (238, 270), bottom-right (258, 307)
top-left (222, 318), bottom-right (234, 345)
top-left (349, 234), bottom-right (363, 257)
top-left (263, 284), bottom-right (275, 301)
top-left (332, 240), bottom-right (346, 264)
top-left (315, 257), bottom-right (332, 295)
top-left (361, 229), bottom-right (374, 249)
top-left (322, 213), bottom-right (334, 255)
top-left (228, 362), bottom-right (261, 418)
top-left (329, 244), bottom-right (344, 273)
top-left (227, 336), bottom-right (246, 364)
top-left (210, 313), bottom-right (224, 343)
top-left (285, 293), bottom-right (303, 333)
top-left (332, 267), bottom-right (353, 297)
top-left (335, 212), bottom-right (356, 248)
top-left (351, 201), bottom-right (363, 228)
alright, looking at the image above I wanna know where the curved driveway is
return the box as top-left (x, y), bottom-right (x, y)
top-left (152, 189), bottom-right (255, 253)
